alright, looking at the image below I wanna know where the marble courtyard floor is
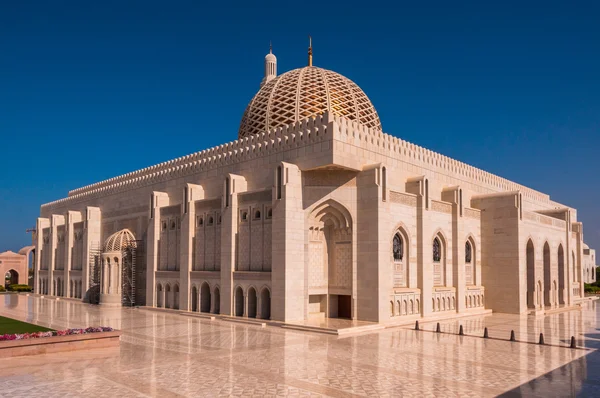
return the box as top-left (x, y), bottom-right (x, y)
top-left (1, 295), bottom-right (600, 397)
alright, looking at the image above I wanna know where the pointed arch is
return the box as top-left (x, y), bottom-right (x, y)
top-left (156, 283), bottom-right (164, 308)
top-left (558, 243), bottom-right (565, 304)
top-left (526, 239), bottom-right (535, 309)
top-left (200, 282), bottom-right (211, 313)
top-left (391, 222), bottom-right (411, 288)
top-left (543, 242), bottom-right (551, 307)
top-left (432, 230), bottom-right (447, 287)
top-left (307, 199), bottom-right (353, 230)
top-left (465, 234), bottom-right (477, 286)
top-left (259, 286), bottom-right (271, 320)
top-left (234, 285), bottom-right (244, 317)
top-left (213, 285), bottom-right (221, 314)
top-left (247, 285), bottom-right (258, 318)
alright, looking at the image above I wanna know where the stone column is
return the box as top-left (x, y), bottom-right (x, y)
top-left (356, 165), bottom-right (387, 322)
top-left (50, 215), bottom-right (65, 296)
top-left (271, 163), bottom-right (305, 322)
top-left (35, 218), bottom-right (50, 294)
top-left (407, 176), bottom-right (432, 316)
top-left (82, 207), bottom-right (101, 298)
top-left (146, 192), bottom-right (169, 307)
top-left (65, 211), bottom-right (79, 298)
top-left (220, 174), bottom-right (247, 316)
top-left (444, 187), bottom-right (466, 313)
top-left (179, 184), bottom-right (204, 311)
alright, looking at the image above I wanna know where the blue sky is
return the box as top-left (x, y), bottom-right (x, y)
top-left (0, 1), bottom-right (599, 253)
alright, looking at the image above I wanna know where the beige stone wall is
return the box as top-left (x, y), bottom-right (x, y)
top-left (35, 113), bottom-right (594, 321)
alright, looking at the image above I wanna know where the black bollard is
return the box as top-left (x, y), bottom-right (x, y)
top-left (415, 321), bottom-right (420, 331)
top-left (570, 336), bottom-right (577, 349)
top-left (436, 322), bottom-right (441, 333)
top-left (459, 325), bottom-right (464, 336)
top-left (539, 333), bottom-right (545, 345)
top-left (510, 330), bottom-right (516, 342)
top-left (483, 327), bottom-right (489, 338)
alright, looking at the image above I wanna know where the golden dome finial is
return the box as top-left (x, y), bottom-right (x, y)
top-left (308, 35), bottom-right (313, 66)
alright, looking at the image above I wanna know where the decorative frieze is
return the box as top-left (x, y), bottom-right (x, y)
top-left (431, 200), bottom-right (452, 214)
top-left (389, 191), bottom-right (417, 207)
top-left (523, 211), bottom-right (567, 230)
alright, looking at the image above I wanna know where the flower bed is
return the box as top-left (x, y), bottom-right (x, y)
top-left (0, 326), bottom-right (113, 342)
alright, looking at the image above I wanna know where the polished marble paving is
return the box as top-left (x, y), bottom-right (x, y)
top-left (1, 294), bottom-right (600, 397)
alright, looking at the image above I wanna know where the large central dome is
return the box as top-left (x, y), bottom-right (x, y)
top-left (238, 66), bottom-right (382, 138)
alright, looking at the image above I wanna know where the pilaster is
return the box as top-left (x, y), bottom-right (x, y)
top-left (179, 183), bottom-right (204, 311)
top-left (407, 176), bottom-right (431, 316)
top-left (82, 207), bottom-right (101, 299)
top-left (220, 174), bottom-right (247, 316)
top-left (271, 163), bottom-right (304, 322)
top-left (443, 187), bottom-right (466, 313)
top-left (50, 214), bottom-right (65, 295)
top-left (146, 192), bottom-right (169, 307)
top-left (357, 165), bottom-right (386, 322)
top-left (35, 218), bottom-right (49, 294)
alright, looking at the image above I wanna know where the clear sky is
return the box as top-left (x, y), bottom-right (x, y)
top-left (1, 1), bottom-right (599, 254)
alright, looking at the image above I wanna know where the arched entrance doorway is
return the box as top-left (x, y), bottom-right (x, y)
top-left (213, 286), bottom-right (220, 314)
top-left (526, 240), bottom-right (535, 309)
top-left (260, 288), bottom-right (271, 320)
top-left (165, 284), bottom-right (171, 308)
top-left (191, 286), bottom-right (198, 312)
top-left (200, 283), bottom-right (211, 313)
top-left (543, 242), bottom-right (551, 307)
top-left (558, 245), bottom-right (565, 304)
top-left (173, 285), bottom-right (180, 310)
top-left (234, 286), bottom-right (244, 317)
top-left (247, 287), bottom-right (257, 318)
top-left (156, 284), bottom-right (163, 308)
top-left (307, 200), bottom-right (353, 319)
top-left (5, 269), bottom-right (18, 287)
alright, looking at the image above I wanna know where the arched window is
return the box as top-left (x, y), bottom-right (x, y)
top-left (433, 236), bottom-right (444, 286)
top-left (465, 240), bottom-right (474, 285)
top-left (393, 233), bottom-right (403, 261)
top-left (465, 241), bottom-right (472, 263)
top-left (433, 238), bottom-right (441, 262)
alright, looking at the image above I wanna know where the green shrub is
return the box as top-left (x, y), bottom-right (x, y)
top-left (7, 284), bottom-right (32, 292)
top-left (584, 283), bottom-right (600, 293)
top-left (0, 286), bottom-right (5, 292)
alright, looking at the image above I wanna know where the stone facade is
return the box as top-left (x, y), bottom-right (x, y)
top-left (32, 111), bottom-right (599, 322)
top-left (32, 50), bottom-right (598, 322)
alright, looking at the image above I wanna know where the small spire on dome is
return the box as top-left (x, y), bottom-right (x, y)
top-left (308, 35), bottom-right (313, 67)
top-left (262, 42), bottom-right (277, 87)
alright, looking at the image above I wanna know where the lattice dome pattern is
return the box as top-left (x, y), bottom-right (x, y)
top-left (239, 66), bottom-right (382, 138)
top-left (103, 229), bottom-right (137, 252)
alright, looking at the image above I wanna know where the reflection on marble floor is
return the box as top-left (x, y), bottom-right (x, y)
top-left (1, 295), bottom-right (599, 397)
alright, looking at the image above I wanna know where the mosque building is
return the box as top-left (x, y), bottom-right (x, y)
top-left (33, 41), bottom-right (597, 324)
